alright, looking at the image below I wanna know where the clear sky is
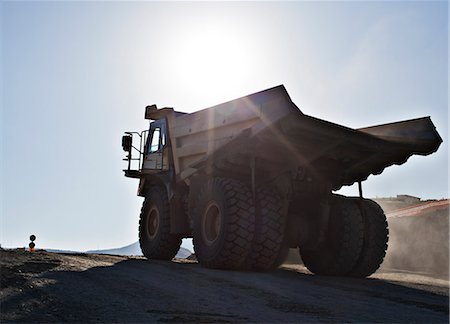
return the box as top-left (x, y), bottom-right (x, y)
top-left (1, 1), bottom-right (448, 251)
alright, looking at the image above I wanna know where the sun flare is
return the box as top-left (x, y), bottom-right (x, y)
top-left (166, 24), bottom-right (254, 104)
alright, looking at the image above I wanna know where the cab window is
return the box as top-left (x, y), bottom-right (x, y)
top-left (149, 127), bottom-right (161, 153)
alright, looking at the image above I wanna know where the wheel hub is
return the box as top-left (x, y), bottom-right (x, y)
top-left (202, 202), bottom-right (222, 245)
top-left (147, 206), bottom-right (160, 239)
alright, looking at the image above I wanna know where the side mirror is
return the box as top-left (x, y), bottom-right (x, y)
top-left (122, 135), bottom-right (132, 152)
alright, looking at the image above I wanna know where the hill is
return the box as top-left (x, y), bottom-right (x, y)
top-left (87, 241), bottom-right (192, 258)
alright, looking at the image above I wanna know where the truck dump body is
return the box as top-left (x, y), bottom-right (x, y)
top-left (166, 85), bottom-right (441, 190)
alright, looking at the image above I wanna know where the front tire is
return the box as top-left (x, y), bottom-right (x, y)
top-left (193, 178), bottom-right (255, 270)
top-left (139, 187), bottom-right (182, 260)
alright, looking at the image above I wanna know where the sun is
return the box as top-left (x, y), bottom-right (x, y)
top-left (165, 23), bottom-right (254, 106)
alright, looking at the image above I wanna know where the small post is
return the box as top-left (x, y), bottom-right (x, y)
top-left (358, 181), bottom-right (363, 198)
top-left (127, 150), bottom-right (132, 171)
top-left (29, 235), bottom-right (36, 252)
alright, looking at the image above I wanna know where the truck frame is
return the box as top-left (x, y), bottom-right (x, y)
top-left (122, 85), bottom-right (442, 276)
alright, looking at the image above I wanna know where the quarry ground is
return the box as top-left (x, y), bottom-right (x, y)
top-left (1, 249), bottom-right (448, 323)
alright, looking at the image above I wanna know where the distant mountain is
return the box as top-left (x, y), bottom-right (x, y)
top-left (45, 249), bottom-right (83, 254)
top-left (87, 241), bottom-right (192, 259)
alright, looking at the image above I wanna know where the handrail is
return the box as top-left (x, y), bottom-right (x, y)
top-left (123, 130), bottom-right (149, 172)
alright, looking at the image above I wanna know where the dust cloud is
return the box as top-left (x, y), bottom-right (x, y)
top-left (381, 209), bottom-right (449, 278)
top-left (283, 203), bottom-right (449, 279)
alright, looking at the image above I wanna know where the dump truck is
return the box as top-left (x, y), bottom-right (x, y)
top-left (122, 85), bottom-right (442, 277)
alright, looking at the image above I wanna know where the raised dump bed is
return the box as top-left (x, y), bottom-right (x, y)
top-left (144, 85), bottom-right (441, 189)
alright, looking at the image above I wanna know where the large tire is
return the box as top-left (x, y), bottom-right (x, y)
top-left (349, 199), bottom-right (389, 277)
top-left (271, 243), bottom-right (290, 269)
top-left (300, 197), bottom-right (364, 276)
top-left (139, 187), bottom-right (182, 260)
top-left (193, 178), bottom-right (255, 270)
top-left (245, 187), bottom-right (287, 271)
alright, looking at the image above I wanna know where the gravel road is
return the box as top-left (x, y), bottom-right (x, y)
top-left (1, 249), bottom-right (448, 322)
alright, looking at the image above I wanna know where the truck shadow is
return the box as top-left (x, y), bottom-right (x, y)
top-left (2, 258), bottom-right (449, 323)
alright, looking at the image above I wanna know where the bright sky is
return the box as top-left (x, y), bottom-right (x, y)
top-left (1, 1), bottom-right (448, 251)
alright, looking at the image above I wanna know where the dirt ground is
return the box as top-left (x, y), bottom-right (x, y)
top-left (1, 249), bottom-right (448, 323)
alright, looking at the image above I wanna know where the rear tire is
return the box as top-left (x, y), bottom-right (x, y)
top-left (349, 199), bottom-right (389, 277)
top-left (139, 187), bottom-right (182, 260)
top-left (272, 243), bottom-right (290, 269)
top-left (245, 187), bottom-right (287, 271)
top-left (193, 178), bottom-right (255, 270)
top-left (300, 197), bottom-right (364, 276)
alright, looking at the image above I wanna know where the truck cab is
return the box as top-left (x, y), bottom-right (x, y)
top-left (121, 105), bottom-right (180, 179)
top-left (143, 119), bottom-right (169, 171)
top-left (123, 122), bottom-right (174, 212)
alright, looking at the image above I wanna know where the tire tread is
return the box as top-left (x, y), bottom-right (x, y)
top-left (194, 178), bottom-right (255, 270)
top-left (139, 187), bottom-right (181, 260)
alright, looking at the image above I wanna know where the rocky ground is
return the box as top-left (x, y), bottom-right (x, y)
top-left (1, 248), bottom-right (448, 323)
